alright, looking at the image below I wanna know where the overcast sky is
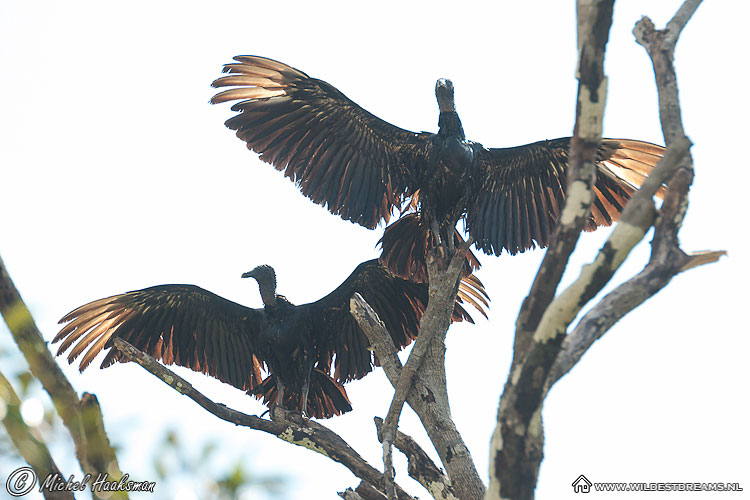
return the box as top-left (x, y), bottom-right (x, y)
top-left (1, 1), bottom-right (748, 499)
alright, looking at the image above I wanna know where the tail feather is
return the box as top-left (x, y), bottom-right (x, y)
top-left (253, 369), bottom-right (352, 419)
top-left (379, 213), bottom-right (490, 322)
top-left (457, 276), bottom-right (490, 320)
top-left (378, 213), bottom-right (480, 283)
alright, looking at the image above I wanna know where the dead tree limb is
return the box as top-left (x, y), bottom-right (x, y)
top-left (373, 237), bottom-right (484, 500)
top-left (339, 482), bottom-right (390, 500)
top-left (546, 0), bottom-right (720, 398)
top-left (351, 293), bottom-right (480, 500)
top-left (487, 2), bottom-right (615, 499)
top-left (634, 0), bottom-right (702, 144)
top-left (374, 417), bottom-right (458, 500)
top-left (513, 0), bottom-right (614, 363)
top-left (487, 1), bottom-right (720, 499)
top-left (534, 137), bottom-right (690, 346)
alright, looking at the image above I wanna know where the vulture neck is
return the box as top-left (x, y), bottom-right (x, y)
top-left (435, 78), bottom-right (465, 139)
top-left (255, 276), bottom-right (278, 308)
top-left (438, 112), bottom-right (465, 140)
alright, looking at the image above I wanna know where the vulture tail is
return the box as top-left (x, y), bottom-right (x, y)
top-left (253, 369), bottom-right (352, 419)
top-left (378, 213), bottom-right (481, 283)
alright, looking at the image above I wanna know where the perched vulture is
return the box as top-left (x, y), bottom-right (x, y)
top-left (54, 260), bottom-right (488, 418)
top-left (211, 55), bottom-right (665, 280)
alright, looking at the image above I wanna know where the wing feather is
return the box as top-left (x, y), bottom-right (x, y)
top-left (54, 284), bottom-right (265, 392)
top-left (211, 55), bottom-right (430, 228)
top-left (467, 138), bottom-right (665, 255)
top-left (304, 259), bottom-right (489, 383)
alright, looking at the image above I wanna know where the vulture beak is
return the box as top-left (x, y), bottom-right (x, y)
top-left (242, 265), bottom-right (274, 281)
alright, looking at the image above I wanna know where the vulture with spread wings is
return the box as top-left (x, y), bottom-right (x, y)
top-left (54, 260), bottom-right (488, 418)
top-left (211, 56), bottom-right (665, 280)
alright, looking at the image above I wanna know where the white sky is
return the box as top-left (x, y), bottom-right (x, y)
top-left (1, 1), bottom-right (748, 499)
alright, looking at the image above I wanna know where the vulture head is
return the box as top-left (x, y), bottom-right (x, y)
top-left (435, 78), bottom-right (455, 113)
top-left (242, 264), bottom-right (278, 306)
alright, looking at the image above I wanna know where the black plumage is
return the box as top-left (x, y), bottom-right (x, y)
top-left (211, 56), bottom-right (665, 280)
top-left (53, 260), bottom-right (488, 418)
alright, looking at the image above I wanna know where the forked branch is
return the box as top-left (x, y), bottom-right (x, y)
top-left (351, 291), bottom-right (482, 500)
top-left (487, 1), bottom-right (720, 499)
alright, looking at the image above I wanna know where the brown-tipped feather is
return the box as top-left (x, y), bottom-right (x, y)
top-left (54, 259), bottom-right (485, 418)
top-left (458, 281), bottom-right (490, 320)
top-left (55, 296), bottom-right (120, 335)
top-left (66, 315), bottom-right (120, 367)
top-left (55, 309), bottom-right (121, 354)
top-left (232, 55), bottom-right (308, 77)
top-left (210, 87), bottom-right (286, 104)
top-left (221, 63), bottom-right (280, 77)
top-left (211, 75), bottom-right (284, 89)
top-left (455, 294), bottom-right (483, 321)
top-left (600, 139), bottom-right (666, 198)
top-left (77, 326), bottom-right (118, 371)
top-left (54, 285), bottom-right (264, 393)
top-left (210, 55), bottom-right (425, 229)
top-left (210, 56), bottom-right (666, 260)
top-left (378, 213), bottom-right (481, 283)
top-left (253, 369), bottom-right (352, 419)
top-left (467, 137), bottom-right (666, 256)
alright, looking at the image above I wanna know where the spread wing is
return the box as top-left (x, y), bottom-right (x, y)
top-left (466, 138), bottom-right (665, 256)
top-left (54, 284), bottom-right (265, 392)
top-left (211, 55), bottom-right (431, 229)
top-left (302, 259), bottom-right (489, 383)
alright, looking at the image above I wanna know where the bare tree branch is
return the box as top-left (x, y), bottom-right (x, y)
top-left (545, 0), bottom-right (719, 398)
top-left (110, 337), bottom-right (415, 500)
top-left (350, 293), bottom-right (481, 500)
top-left (339, 482), bottom-right (390, 500)
top-left (372, 237), bottom-right (484, 500)
top-left (0, 254), bottom-right (125, 500)
top-left (487, 2), bottom-right (719, 499)
top-left (339, 488), bottom-right (367, 500)
top-left (374, 417), bottom-right (458, 500)
top-left (546, 246), bottom-right (725, 394)
top-left (0, 371), bottom-right (74, 500)
top-left (534, 137), bottom-right (690, 348)
top-left (380, 242), bottom-right (469, 438)
top-left (634, 0), bottom-right (702, 145)
top-left (680, 250), bottom-right (726, 271)
top-left (664, 0), bottom-right (703, 45)
top-left (513, 0), bottom-right (614, 363)
top-left (543, 136), bottom-right (699, 391)
top-left (487, 2), bottom-right (615, 499)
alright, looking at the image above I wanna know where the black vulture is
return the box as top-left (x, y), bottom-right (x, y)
top-left (211, 56), bottom-right (665, 280)
top-left (53, 260), bottom-right (488, 418)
